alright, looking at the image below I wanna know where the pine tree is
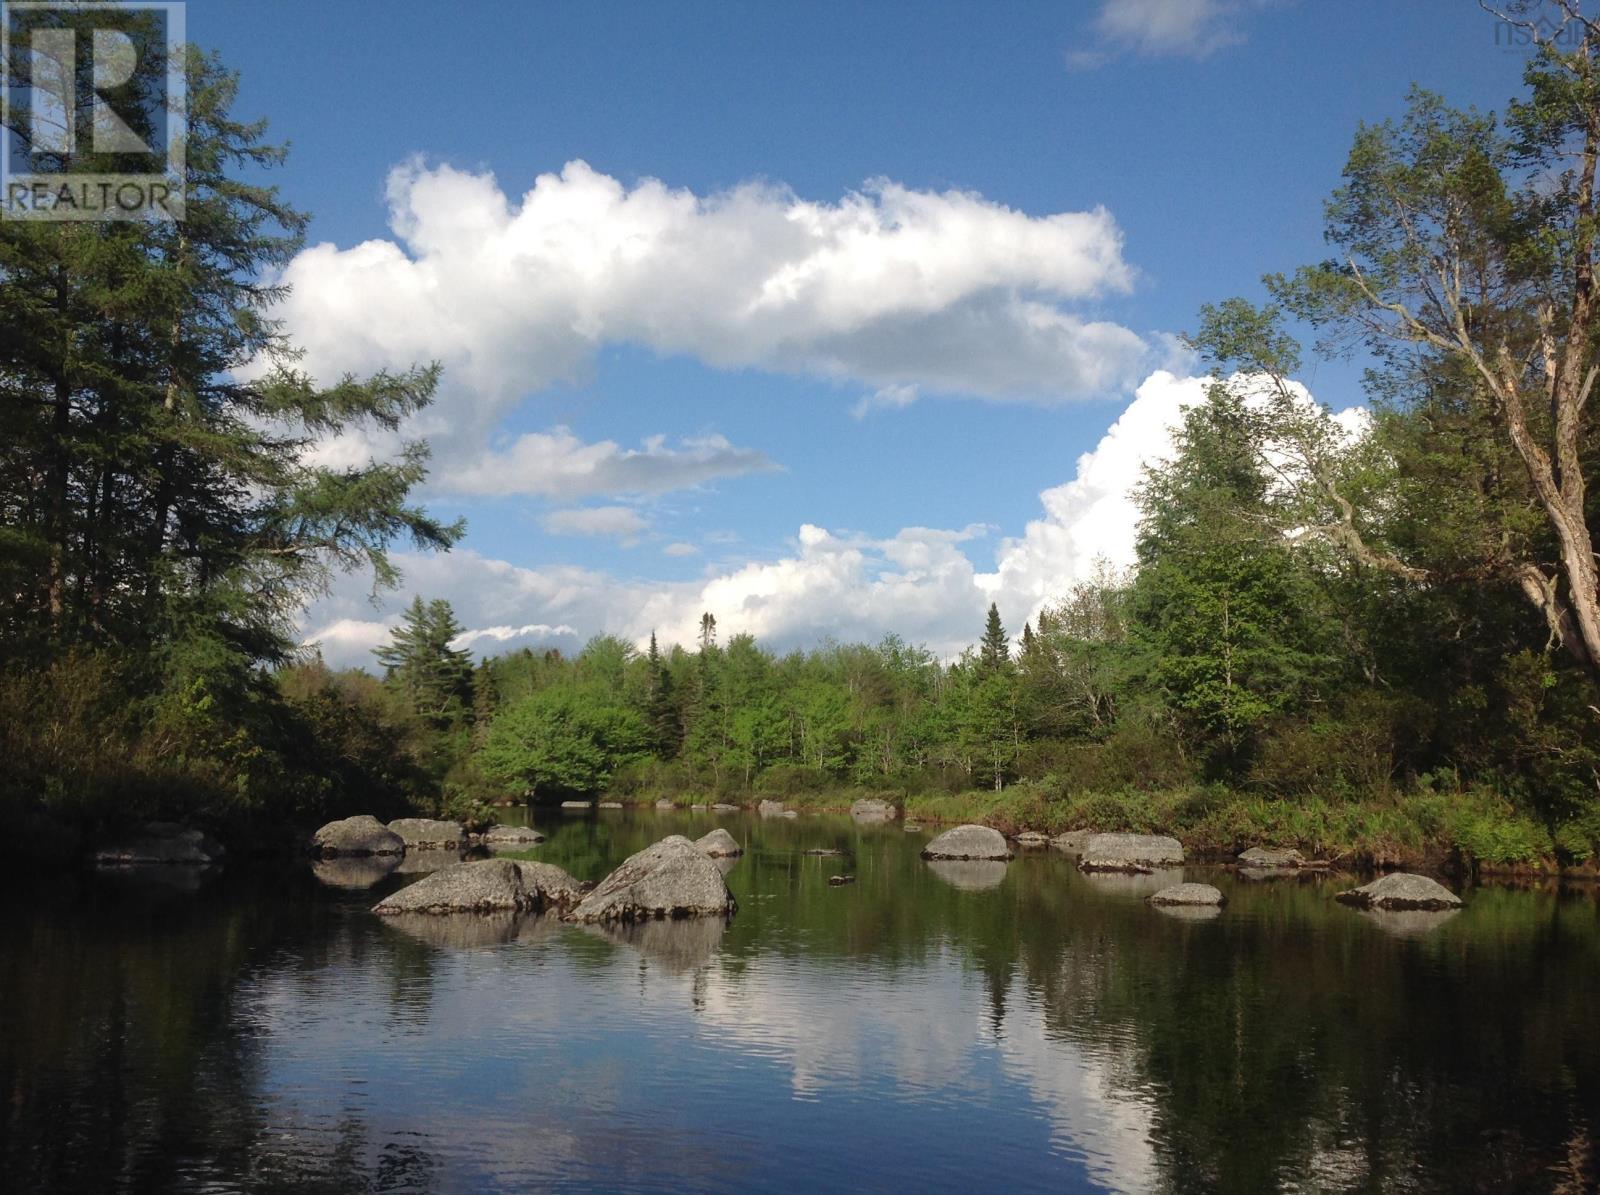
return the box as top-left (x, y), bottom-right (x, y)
top-left (979, 603), bottom-right (1010, 672)
top-left (645, 632), bottom-right (680, 755)
top-left (375, 597), bottom-right (474, 726)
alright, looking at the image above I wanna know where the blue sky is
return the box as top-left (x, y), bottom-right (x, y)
top-left (191, 0), bottom-right (1536, 664)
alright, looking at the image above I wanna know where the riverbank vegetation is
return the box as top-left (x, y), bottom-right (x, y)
top-left (4, 9), bottom-right (1600, 870)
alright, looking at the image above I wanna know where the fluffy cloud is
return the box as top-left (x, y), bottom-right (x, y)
top-left (300, 370), bottom-right (1362, 667)
top-left (436, 429), bottom-right (776, 499)
top-left (540, 505), bottom-right (650, 541)
top-left (269, 160), bottom-right (1148, 456)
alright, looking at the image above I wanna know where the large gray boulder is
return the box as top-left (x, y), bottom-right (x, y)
top-left (1149, 882), bottom-right (1226, 907)
top-left (373, 859), bottom-right (534, 915)
top-left (921, 824), bottom-right (1013, 861)
top-left (694, 828), bottom-right (743, 858)
top-left (1077, 833), bottom-right (1184, 873)
top-left (568, 835), bottom-right (737, 922)
top-left (387, 818), bottom-right (465, 850)
top-left (95, 823), bottom-right (225, 866)
top-left (313, 815), bottom-right (404, 857)
top-left (850, 798), bottom-right (895, 821)
top-left (1238, 846), bottom-right (1305, 869)
top-left (1335, 872), bottom-right (1463, 911)
top-left (481, 824), bottom-right (545, 848)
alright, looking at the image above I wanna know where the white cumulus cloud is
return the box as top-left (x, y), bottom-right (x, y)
top-left (266, 160), bottom-right (1150, 473)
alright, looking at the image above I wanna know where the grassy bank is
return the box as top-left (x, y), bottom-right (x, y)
top-left (612, 782), bottom-right (1600, 876)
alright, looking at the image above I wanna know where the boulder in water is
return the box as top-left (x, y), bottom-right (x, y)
top-left (373, 859), bottom-right (537, 915)
top-left (850, 798), bottom-right (895, 821)
top-left (387, 818), bottom-right (465, 850)
top-left (313, 815), bottom-right (404, 857)
top-left (1077, 833), bottom-right (1184, 873)
top-left (568, 835), bottom-right (736, 922)
top-left (921, 824), bottom-right (1013, 861)
top-left (757, 799), bottom-right (786, 817)
top-left (95, 822), bottom-right (225, 866)
top-left (1334, 872), bottom-right (1462, 911)
top-left (1238, 846), bottom-right (1305, 869)
top-left (694, 828), bottom-right (744, 858)
top-left (1148, 882), bottom-right (1226, 907)
top-left (1013, 831), bottom-right (1050, 848)
top-left (828, 874), bottom-right (856, 886)
top-left (481, 824), bottom-right (544, 848)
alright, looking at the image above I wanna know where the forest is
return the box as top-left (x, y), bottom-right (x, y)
top-left (4, 13), bottom-right (1600, 871)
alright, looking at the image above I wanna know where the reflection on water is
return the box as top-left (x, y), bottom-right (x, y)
top-left (926, 859), bottom-right (1009, 891)
top-left (1, 810), bottom-right (1597, 1193)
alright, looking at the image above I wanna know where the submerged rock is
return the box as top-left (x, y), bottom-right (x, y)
top-left (481, 824), bottom-right (545, 848)
top-left (1238, 846), bottom-right (1305, 869)
top-left (850, 798), bottom-right (895, 821)
top-left (372, 859), bottom-right (535, 915)
top-left (561, 801), bottom-right (593, 811)
top-left (804, 847), bottom-right (848, 857)
top-left (828, 874), bottom-right (856, 886)
top-left (1049, 829), bottom-right (1096, 853)
top-left (95, 822), bottom-right (225, 866)
top-left (387, 818), bottom-right (465, 850)
top-left (1149, 882), bottom-right (1226, 907)
top-left (712, 803), bottom-right (740, 812)
top-left (1334, 872), bottom-right (1463, 911)
top-left (568, 835), bottom-right (737, 923)
top-left (694, 828), bottom-right (744, 858)
top-left (1077, 833), bottom-right (1184, 873)
top-left (313, 815), bottom-right (404, 858)
top-left (922, 824), bottom-right (1013, 861)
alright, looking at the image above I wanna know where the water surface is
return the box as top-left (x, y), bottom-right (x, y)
top-left (3, 810), bottom-right (1597, 1192)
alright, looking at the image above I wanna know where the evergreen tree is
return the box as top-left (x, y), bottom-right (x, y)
top-left (374, 597), bottom-right (474, 726)
top-left (979, 603), bottom-right (1010, 672)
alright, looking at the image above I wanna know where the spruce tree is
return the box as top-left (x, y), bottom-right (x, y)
top-left (375, 597), bottom-right (474, 726)
top-left (979, 603), bottom-right (1010, 672)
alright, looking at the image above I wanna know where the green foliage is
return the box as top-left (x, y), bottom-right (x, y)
top-left (479, 689), bottom-right (651, 799)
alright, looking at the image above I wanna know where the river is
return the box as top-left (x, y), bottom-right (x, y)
top-left (2, 809), bottom-right (1596, 1192)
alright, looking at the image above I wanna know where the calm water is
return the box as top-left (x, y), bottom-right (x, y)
top-left (2, 810), bottom-right (1598, 1193)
